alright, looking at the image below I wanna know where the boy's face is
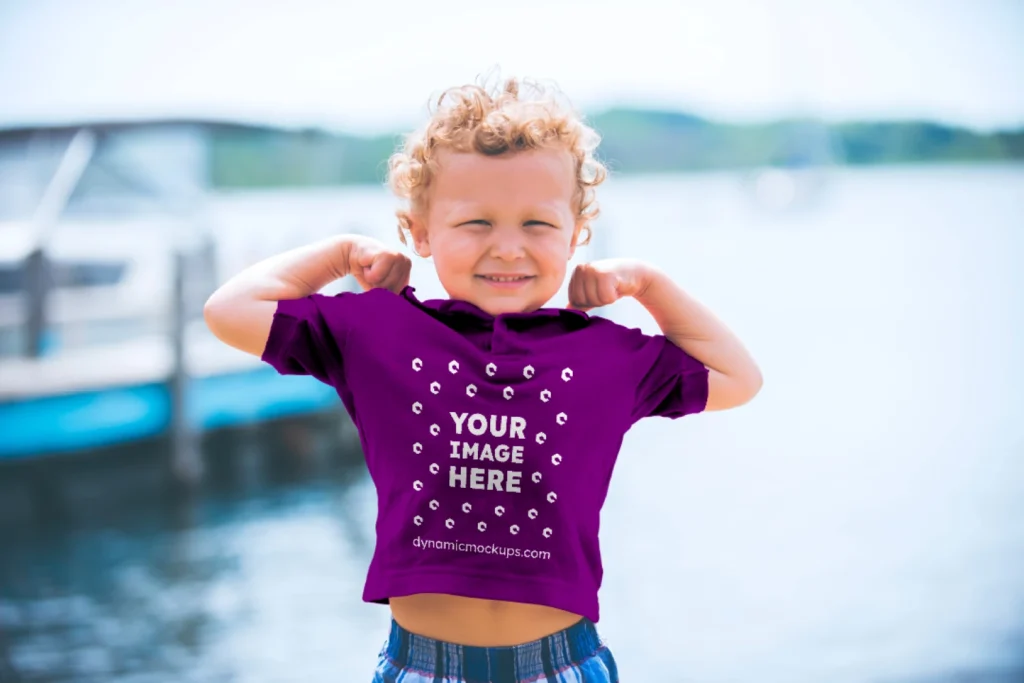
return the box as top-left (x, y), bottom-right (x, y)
top-left (409, 148), bottom-right (583, 316)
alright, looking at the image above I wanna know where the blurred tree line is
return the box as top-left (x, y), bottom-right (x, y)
top-left (209, 108), bottom-right (1024, 188)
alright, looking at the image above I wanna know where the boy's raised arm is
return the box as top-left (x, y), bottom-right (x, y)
top-left (203, 234), bottom-right (410, 358)
top-left (568, 258), bottom-right (763, 412)
top-left (633, 266), bottom-right (762, 411)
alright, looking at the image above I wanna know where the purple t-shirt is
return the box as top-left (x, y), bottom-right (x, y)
top-left (261, 286), bottom-right (708, 622)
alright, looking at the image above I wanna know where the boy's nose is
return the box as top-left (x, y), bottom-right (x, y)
top-left (488, 227), bottom-right (526, 260)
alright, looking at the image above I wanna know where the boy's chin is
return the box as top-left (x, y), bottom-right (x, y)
top-left (447, 279), bottom-right (559, 315)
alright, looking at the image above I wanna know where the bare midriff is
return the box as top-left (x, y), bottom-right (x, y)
top-left (389, 593), bottom-right (584, 647)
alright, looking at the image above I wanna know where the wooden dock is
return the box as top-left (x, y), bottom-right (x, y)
top-left (0, 321), bottom-right (341, 461)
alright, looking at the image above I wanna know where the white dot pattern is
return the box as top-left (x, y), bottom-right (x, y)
top-left (407, 355), bottom-right (573, 538)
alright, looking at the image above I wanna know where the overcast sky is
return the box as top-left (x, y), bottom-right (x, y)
top-left (1, 0), bottom-right (1022, 134)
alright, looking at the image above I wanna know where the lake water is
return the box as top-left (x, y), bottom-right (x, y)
top-left (1, 165), bottom-right (1023, 682)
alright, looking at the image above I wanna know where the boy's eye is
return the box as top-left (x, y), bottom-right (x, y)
top-left (455, 220), bottom-right (557, 228)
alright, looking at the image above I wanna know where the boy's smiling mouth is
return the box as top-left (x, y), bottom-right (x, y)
top-left (475, 274), bottom-right (536, 288)
top-left (476, 274), bottom-right (534, 282)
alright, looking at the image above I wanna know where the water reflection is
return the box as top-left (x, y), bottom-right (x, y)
top-left (0, 412), bottom-right (387, 682)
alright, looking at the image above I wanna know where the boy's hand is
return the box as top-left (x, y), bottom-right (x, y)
top-left (346, 236), bottom-right (412, 293)
top-left (567, 258), bottom-right (653, 311)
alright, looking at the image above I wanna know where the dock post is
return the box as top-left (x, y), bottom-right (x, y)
top-left (169, 248), bottom-right (203, 488)
top-left (22, 128), bottom-right (97, 359)
top-left (23, 247), bottom-right (50, 358)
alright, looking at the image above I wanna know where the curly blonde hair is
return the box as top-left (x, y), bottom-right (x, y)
top-left (387, 75), bottom-right (608, 247)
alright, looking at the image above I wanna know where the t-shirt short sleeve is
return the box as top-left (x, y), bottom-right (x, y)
top-left (260, 292), bottom-right (357, 387)
top-left (629, 331), bottom-right (710, 423)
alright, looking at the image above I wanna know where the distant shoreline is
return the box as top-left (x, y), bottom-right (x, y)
top-left (2, 108), bottom-right (1020, 188)
top-left (205, 108), bottom-right (1024, 188)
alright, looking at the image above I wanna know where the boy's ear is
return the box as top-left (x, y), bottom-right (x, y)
top-left (407, 214), bottom-right (432, 258)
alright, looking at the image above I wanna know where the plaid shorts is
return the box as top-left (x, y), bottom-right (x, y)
top-left (372, 616), bottom-right (619, 682)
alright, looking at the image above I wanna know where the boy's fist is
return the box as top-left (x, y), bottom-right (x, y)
top-left (347, 236), bottom-right (412, 293)
top-left (567, 258), bottom-right (650, 311)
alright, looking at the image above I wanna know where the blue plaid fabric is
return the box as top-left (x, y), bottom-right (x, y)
top-left (372, 617), bottom-right (619, 682)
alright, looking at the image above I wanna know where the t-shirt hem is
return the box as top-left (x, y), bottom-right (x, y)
top-left (363, 570), bottom-right (601, 623)
top-left (259, 298), bottom-right (313, 371)
top-left (686, 366), bottom-right (711, 415)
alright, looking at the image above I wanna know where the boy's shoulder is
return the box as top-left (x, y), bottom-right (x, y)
top-left (316, 285), bottom-right (409, 314)
top-left (575, 313), bottom-right (667, 353)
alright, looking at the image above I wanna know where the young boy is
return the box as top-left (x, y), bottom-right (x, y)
top-left (205, 75), bottom-right (762, 682)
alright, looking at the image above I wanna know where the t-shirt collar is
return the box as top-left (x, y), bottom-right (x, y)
top-left (400, 286), bottom-right (589, 325)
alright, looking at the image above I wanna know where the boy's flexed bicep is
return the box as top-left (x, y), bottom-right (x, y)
top-left (203, 290), bottom-right (348, 383)
top-left (203, 296), bottom-right (279, 358)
